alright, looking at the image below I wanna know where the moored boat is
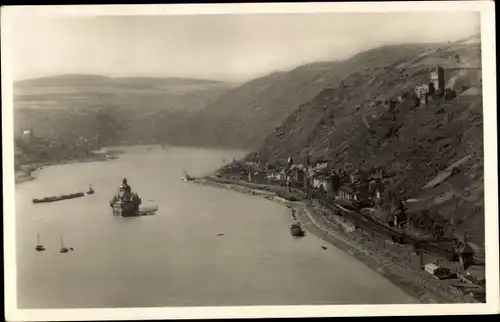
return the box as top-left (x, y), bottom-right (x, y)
top-left (181, 169), bottom-right (194, 182)
top-left (290, 223), bottom-right (305, 237)
top-left (139, 206), bottom-right (158, 216)
top-left (35, 233), bottom-right (45, 252)
top-left (32, 192), bottom-right (85, 204)
top-left (87, 185), bottom-right (95, 195)
top-left (60, 235), bottom-right (69, 253)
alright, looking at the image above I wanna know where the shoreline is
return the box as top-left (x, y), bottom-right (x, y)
top-left (193, 176), bottom-right (477, 304)
top-left (15, 155), bottom-right (110, 184)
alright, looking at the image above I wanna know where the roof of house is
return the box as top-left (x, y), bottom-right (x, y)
top-left (457, 242), bottom-right (475, 254)
top-left (313, 157), bottom-right (330, 164)
top-left (424, 263), bottom-right (441, 271)
top-left (290, 164), bottom-right (305, 171)
top-left (369, 180), bottom-right (384, 190)
top-left (314, 167), bottom-right (331, 175)
top-left (339, 184), bottom-right (357, 194)
top-left (339, 175), bottom-right (351, 185)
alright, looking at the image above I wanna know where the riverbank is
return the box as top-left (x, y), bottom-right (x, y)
top-left (193, 176), bottom-right (478, 304)
top-left (15, 154), bottom-right (111, 184)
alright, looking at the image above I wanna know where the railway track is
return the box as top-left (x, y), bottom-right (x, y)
top-left (323, 200), bottom-right (411, 240)
top-left (320, 199), bottom-right (455, 259)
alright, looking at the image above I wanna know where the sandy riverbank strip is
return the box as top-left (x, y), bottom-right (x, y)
top-left (193, 176), bottom-right (477, 304)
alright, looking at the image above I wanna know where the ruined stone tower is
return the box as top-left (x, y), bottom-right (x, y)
top-left (430, 66), bottom-right (445, 93)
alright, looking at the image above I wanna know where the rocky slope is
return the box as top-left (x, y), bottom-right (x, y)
top-left (174, 44), bottom-right (442, 149)
top-left (253, 35), bottom-right (484, 248)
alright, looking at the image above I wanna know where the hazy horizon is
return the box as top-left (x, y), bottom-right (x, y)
top-left (11, 12), bottom-right (480, 83)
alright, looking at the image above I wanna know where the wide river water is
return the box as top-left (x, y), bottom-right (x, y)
top-left (15, 145), bottom-right (417, 308)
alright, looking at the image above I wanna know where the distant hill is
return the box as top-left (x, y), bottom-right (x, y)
top-left (15, 74), bottom-right (226, 88)
top-left (13, 75), bottom-right (233, 146)
top-left (174, 43), bottom-right (445, 149)
top-left (251, 36), bottom-right (483, 247)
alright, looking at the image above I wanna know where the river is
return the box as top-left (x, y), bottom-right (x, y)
top-left (15, 145), bottom-right (417, 308)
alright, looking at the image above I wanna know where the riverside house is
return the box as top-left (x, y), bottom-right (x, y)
top-left (312, 158), bottom-right (330, 171)
top-left (455, 241), bottom-right (475, 271)
top-left (266, 165), bottom-right (285, 182)
top-left (266, 170), bottom-right (283, 182)
top-left (312, 173), bottom-right (327, 191)
top-left (337, 184), bottom-right (358, 201)
top-left (311, 165), bottom-right (330, 190)
top-left (336, 176), bottom-right (371, 203)
top-left (350, 169), bottom-right (370, 184)
top-left (311, 171), bottom-right (339, 195)
top-left (393, 210), bottom-right (408, 229)
top-left (369, 179), bottom-right (385, 204)
top-left (288, 166), bottom-right (305, 186)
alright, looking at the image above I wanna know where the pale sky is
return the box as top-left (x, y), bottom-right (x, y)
top-left (10, 12), bottom-right (480, 82)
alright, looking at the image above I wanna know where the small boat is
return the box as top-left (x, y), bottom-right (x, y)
top-left (138, 206), bottom-right (158, 216)
top-left (60, 235), bottom-right (69, 253)
top-left (33, 192), bottom-right (85, 204)
top-left (290, 223), bottom-right (305, 237)
top-left (87, 185), bottom-right (95, 195)
top-left (181, 169), bottom-right (194, 182)
top-left (35, 233), bottom-right (45, 252)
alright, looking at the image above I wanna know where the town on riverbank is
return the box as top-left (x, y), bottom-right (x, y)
top-left (200, 145), bottom-right (485, 303)
top-left (191, 62), bottom-right (486, 303)
top-left (8, 7), bottom-right (493, 313)
top-left (14, 129), bottom-right (119, 184)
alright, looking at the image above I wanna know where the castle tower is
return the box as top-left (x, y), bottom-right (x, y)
top-left (430, 66), bottom-right (445, 93)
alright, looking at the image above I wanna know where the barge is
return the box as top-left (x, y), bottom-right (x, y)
top-left (33, 192), bottom-right (85, 204)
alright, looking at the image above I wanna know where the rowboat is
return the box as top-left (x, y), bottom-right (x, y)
top-left (290, 223), bottom-right (305, 237)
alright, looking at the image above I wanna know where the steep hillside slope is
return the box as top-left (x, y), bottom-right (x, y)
top-left (13, 75), bottom-right (232, 146)
top-left (254, 37), bottom-right (484, 247)
top-left (176, 44), bottom-right (440, 149)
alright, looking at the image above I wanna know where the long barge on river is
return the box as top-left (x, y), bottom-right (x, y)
top-left (32, 192), bottom-right (85, 204)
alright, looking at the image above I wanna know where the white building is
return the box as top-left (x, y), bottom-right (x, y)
top-left (266, 170), bottom-right (284, 181)
top-left (313, 159), bottom-right (330, 171)
top-left (22, 130), bottom-right (33, 142)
